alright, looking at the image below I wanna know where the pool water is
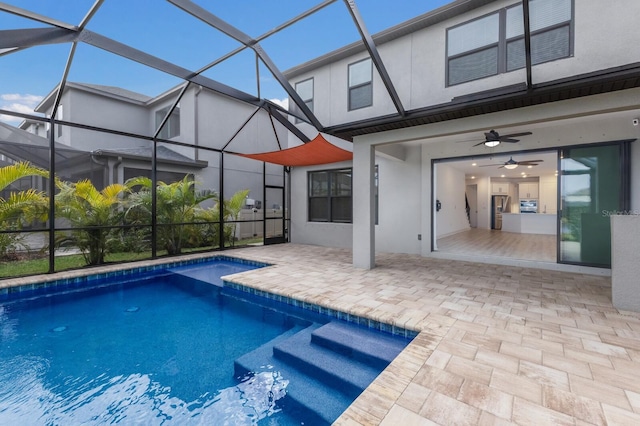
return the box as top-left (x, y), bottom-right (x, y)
top-left (0, 260), bottom-right (309, 425)
top-left (0, 258), bottom-right (413, 425)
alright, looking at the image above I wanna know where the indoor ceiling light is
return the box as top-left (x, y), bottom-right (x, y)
top-left (484, 140), bottom-right (500, 148)
top-left (504, 163), bottom-right (518, 169)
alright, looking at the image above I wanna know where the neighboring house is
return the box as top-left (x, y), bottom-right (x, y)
top-left (17, 82), bottom-right (288, 204)
top-left (284, 0), bottom-right (640, 271)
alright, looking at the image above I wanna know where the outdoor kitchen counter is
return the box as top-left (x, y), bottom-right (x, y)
top-left (501, 213), bottom-right (557, 235)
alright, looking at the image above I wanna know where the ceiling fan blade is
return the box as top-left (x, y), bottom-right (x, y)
top-left (501, 132), bottom-right (532, 138)
top-left (500, 138), bottom-right (520, 143)
top-left (478, 163), bottom-right (505, 167)
top-left (472, 141), bottom-right (487, 146)
top-left (518, 160), bottom-right (544, 164)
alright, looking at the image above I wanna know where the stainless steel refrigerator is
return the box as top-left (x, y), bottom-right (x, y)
top-left (492, 195), bottom-right (510, 230)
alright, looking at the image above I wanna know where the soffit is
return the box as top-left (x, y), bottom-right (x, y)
top-left (326, 63), bottom-right (640, 141)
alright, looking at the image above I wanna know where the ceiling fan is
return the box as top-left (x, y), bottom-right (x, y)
top-left (472, 130), bottom-right (533, 147)
top-left (480, 156), bottom-right (543, 170)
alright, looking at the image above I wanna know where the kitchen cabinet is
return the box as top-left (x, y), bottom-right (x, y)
top-left (539, 177), bottom-right (557, 214)
top-left (519, 182), bottom-right (539, 199)
top-left (492, 182), bottom-right (511, 194)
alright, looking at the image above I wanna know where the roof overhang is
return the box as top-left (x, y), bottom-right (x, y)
top-left (325, 62), bottom-right (640, 141)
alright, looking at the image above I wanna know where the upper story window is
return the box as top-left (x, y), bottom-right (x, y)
top-left (155, 105), bottom-right (180, 139)
top-left (447, 0), bottom-right (573, 86)
top-left (348, 58), bottom-right (372, 111)
top-left (294, 78), bottom-right (313, 124)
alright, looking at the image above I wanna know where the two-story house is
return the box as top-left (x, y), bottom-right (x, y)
top-left (285, 0), bottom-right (640, 273)
top-left (17, 82), bottom-right (288, 206)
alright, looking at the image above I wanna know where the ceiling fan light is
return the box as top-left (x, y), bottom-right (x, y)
top-left (484, 140), bottom-right (500, 147)
top-left (504, 163), bottom-right (518, 170)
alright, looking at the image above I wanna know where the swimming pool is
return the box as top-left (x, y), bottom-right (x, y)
top-left (0, 257), bottom-right (414, 425)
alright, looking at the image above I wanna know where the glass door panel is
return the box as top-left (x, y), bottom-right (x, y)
top-left (559, 144), bottom-right (623, 267)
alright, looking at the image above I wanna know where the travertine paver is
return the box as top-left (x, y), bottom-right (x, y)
top-left (3, 243), bottom-right (640, 425)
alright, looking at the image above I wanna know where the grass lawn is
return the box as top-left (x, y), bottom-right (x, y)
top-left (0, 237), bottom-right (264, 279)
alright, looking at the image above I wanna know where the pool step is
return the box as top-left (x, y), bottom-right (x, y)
top-left (234, 320), bottom-right (409, 424)
top-left (310, 321), bottom-right (408, 370)
top-left (234, 323), bottom-right (349, 424)
top-left (272, 325), bottom-right (382, 399)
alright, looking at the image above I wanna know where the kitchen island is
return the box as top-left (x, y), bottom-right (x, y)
top-left (501, 213), bottom-right (557, 235)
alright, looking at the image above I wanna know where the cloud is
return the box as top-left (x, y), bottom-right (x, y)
top-left (269, 98), bottom-right (289, 110)
top-left (0, 93), bottom-right (43, 124)
top-left (1, 94), bottom-right (43, 103)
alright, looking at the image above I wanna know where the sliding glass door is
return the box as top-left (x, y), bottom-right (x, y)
top-left (559, 142), bottom-right (630, 267)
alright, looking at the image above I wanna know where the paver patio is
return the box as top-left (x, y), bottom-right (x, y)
top-left (3, 243), bottom-right (640, 425)
top-left (227, 244), bottom-right (640, 425)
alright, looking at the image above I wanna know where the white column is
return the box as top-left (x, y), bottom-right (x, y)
top-left (612, 214), bottom-right (640, 312)
top-left (353, 142), bottom-right (375, 269)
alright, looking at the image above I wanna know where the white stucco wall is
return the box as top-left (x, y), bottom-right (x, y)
top-left (289, 160), bottom-right (354, 249)
top-left (374, 145), bottom-right (422, 254)
top-left (611, 215), bottom-right (640, 312)
top-left (66, 90), bottom-right (149, 150)
top-left (287, 0), bottom-right (640, 128)
top-left (289, 144), bottom-right (423, 255)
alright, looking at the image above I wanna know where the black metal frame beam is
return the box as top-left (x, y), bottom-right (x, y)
top-left (522, 0), bottom-right (533, 90)
top-left (342, 0), bottom-right (405, 116)
top-left (0, 2), bottom-right (78, 30)
top-left (167, 0), bottom-right (324, 131)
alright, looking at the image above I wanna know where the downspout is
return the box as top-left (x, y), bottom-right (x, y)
top-left (111, 156), bottom-right (123, 184)
top-left (194, 85), bottom-right (202, 161)
top-left (90, 151), bottom-right (109, 186)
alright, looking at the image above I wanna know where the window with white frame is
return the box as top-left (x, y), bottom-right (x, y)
top-left (294, 78), bottom-right (313, 124)
top-left (155, 105), bottom-right (180, 139)
top-left (348, 58), bottom-right (373, 111)
top-left (447, 0), bottom-right (573, 86)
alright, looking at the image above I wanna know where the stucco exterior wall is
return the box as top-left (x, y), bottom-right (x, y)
top-left (289, 160), bottom-right (354, 249)
top-left (374, 145), bottom-right (422, 254)
top-left (611, 215), bottom-right (640, 312)
top-left (287, 0), bottom-right (640, 128)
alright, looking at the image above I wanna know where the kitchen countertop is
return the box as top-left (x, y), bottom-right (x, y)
top-left (501, 213), bottom-right (557, 234)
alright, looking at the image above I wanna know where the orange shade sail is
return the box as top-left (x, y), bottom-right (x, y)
top-left (236, 133), bottom-right (352, 166)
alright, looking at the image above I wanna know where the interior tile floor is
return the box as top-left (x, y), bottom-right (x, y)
top-left (4, 243), bottom-right (640, 425)
top-left (437, 228), bottom-right (557, 263)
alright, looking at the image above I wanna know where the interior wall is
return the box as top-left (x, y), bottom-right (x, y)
top-left (435, 163), bottom-right (470, 238)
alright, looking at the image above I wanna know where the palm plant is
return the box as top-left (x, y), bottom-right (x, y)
top-left (0, 162), bottom-right (49, 258)
top-left (55, 179), bottom-right (130, 265)
top-left (124, 175), bottom-right (217, 255)
top-left (0, 162), bottom-right (49, 224)
top-left (222, 189), bottom-right (249, 247)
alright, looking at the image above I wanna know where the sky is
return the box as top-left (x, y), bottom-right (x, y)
top-left (0, 0), bottom-right (451, 125)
